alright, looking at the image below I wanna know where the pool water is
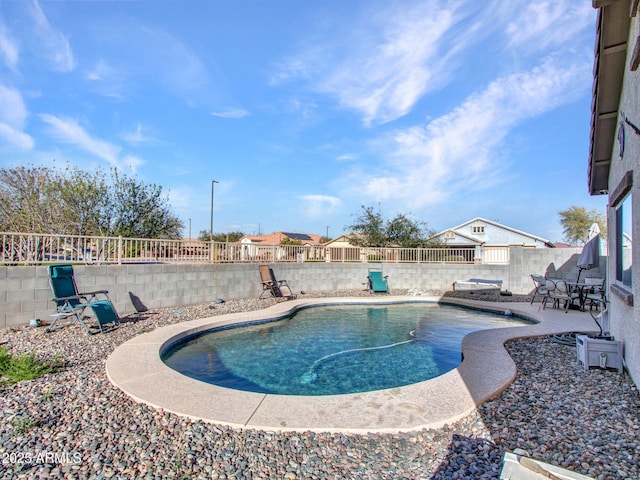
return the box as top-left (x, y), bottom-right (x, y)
top-left (162, 303), bottom-right (530, 396)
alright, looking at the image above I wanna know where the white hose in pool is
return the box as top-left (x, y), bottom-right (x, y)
top-left (300, 332), bottom-right (416, 384)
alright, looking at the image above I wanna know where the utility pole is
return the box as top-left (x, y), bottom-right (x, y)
top-left (210, 180), bottom-right (219, 241)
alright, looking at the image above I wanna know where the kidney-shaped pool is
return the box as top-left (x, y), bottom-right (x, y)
top-left (161, 303), bottom-right (532, 396)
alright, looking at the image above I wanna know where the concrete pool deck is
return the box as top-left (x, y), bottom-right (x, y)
top-left (106, 296), bottom-right (601, 433)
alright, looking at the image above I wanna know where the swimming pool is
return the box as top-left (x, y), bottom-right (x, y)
top-left (109, 296), bottom-right (593, 431)
top-left (162, 303), bottom-right (531, 395)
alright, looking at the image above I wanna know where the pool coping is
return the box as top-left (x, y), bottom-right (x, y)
top-left (105, 296), bottom-right (599, 433)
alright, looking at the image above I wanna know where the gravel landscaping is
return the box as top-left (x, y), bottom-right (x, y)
top-left (1, 290), bottom-right (638, 479)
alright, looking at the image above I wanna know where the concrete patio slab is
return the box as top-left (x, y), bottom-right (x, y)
top-left (106, 296), bottom-right (599, 433)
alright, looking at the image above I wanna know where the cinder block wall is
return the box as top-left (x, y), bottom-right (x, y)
top-left (0, 246), bottom-right (589, 328)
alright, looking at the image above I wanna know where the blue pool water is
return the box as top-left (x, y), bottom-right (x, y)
top-left (162, 303), bottom-right (531, 396)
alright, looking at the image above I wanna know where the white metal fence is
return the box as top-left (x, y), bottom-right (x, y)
top-left (0, 232), bottom-right (509, 265)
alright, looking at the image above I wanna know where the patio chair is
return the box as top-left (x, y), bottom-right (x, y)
top-left (258, 265), bottom-right (296, 300)
top-left (529, 274), bottom-right (548, 304)
top-left (583, 277), bottom-right (606, 311)
top-left (367, 268), bottom-right (389, 294)
top-left (47, 264), bottom-right (120, 334)
top-left (541, 279), bottom-right (580, 313)
top-left (258, 264), bottom-right (273, 298)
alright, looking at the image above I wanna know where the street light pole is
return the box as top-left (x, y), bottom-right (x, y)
top-left (210, 180), bottom-right (219, 241)
top-left (188, 218), bottom-right (192, 239)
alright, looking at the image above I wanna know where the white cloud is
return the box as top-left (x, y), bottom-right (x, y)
top-left (211, 108), bottom-right (250, 119)
top-left (336, 154), bottom-right (357, 162)
top-left (345, 53), bottom-right (592, 208)
top-left (167, 186), bottom-right (193, 211)
top-left (139, 26), bottom-right (210, 103)
top-left (87, 22), bottom-right (213, 105)
top-left (0, 23), bottom-right (20, 72)
top-left (299, 194), bottom-right (342, 218)
top-left (326, 3), bottom-right (460, 126)
top-left (274, 2), bottom-right (463, 126)
top-left (269, 57), bottom-right (313, 85)
top-left (122, 155), bottom-right (144, 172)
top-left (0, 85), bottom-right (29, 127)
top-left (270, 0), bottom-right (595, 129)
top-left (0, 84), bottom-right (34, 150)
top-left (29, 0), bottom-right (75, 72)
top-left (85, 59), bottom-right (126, 99)
top-left (39, 114), bottom-right (119, 163)
top-left (38, 114), bottom-right (141, 172)
top-left (0, 124), bottom-right (34, 150)
top-left (506, 1), bottom-right (594, 51)
top-left (122, 124), bottom-right (154, 146)
top-left (85, 60), bottom-right (108, 82)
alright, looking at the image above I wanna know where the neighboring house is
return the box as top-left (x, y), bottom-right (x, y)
top-left (589, 0), bottom-right (638, 388)
top-left (240, 231), bottom-right (322, 246)
top-left (239, 231), bottom-right (323, 261)
top-left (323, 233), bottom-right (361, 248)
top-left (323, 234), bottom-right (363, 262)
top-left (429, 217), bottom-right (554, 248)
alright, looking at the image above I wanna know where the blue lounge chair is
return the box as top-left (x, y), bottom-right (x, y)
top-left (47, 264), bottom-right (120, 334)
top-left (367, 268), bottom-right (389, 294)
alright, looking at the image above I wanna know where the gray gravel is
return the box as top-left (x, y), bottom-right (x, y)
top-left (1, 290), bottom-right (638, 479)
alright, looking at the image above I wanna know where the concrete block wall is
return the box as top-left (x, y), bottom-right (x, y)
top-left (1, 246), bottom-right (589, 328)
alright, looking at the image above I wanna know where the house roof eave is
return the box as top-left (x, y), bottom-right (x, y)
top-left (589, 0), bottom-right (631, 196)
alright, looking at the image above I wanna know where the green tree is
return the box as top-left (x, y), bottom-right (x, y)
top-left (0, 164), bottom-right (183, 238)
top-left (54, 166), bottom-right (110, 235)
top-left (558, 206), bottom-right (607, 245)
top-left (386, 213), bottom-right (432, 248)
top-left (280, 237), bottom-right (302, 246)
top-left (346, 205), bottom-right (434, 247)
top-left (346, 205), bottom-right (387, 247)
top-left (107, 170), bottom-right (183, 239)
top-left (199, 231), bottom-right (244, 242)
top-left (0, 165), bottom-right (56, 232)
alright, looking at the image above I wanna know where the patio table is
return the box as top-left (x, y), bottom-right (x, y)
top-left (565, 282), bottom-right (590, 311)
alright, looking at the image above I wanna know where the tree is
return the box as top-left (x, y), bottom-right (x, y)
top-left (0, 165), bottom-right (57, 232)
top-left (54, 165), bottom-right (110, 235)
top-left (107, 170), bottom-right (183, 239)
top-left (280, 237), bottom-right (302, 246)
top-left (346, 205), bottom-right (435, 247)
top-left (386, 213), bottom-right (432, 248)
top-left (0, 164), bottom-right (183, 238)
top-left (199, 231), bottom-right (244, 242)
top-left (346, 205), bottom-right (387, 247)
top-left (558, 206), bottom-right (607, 245)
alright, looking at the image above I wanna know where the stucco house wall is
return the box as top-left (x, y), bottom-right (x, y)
top-left (606, 23), bottom-right (640, 387)
top-left (590, 0), bottom-right (639, 387)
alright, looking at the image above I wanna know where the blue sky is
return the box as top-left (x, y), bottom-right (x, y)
top-left (0, 0), bottom-right (605, 242)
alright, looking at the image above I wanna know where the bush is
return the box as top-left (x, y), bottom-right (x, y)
top-left (0, 346), bottom-right (61, 389)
